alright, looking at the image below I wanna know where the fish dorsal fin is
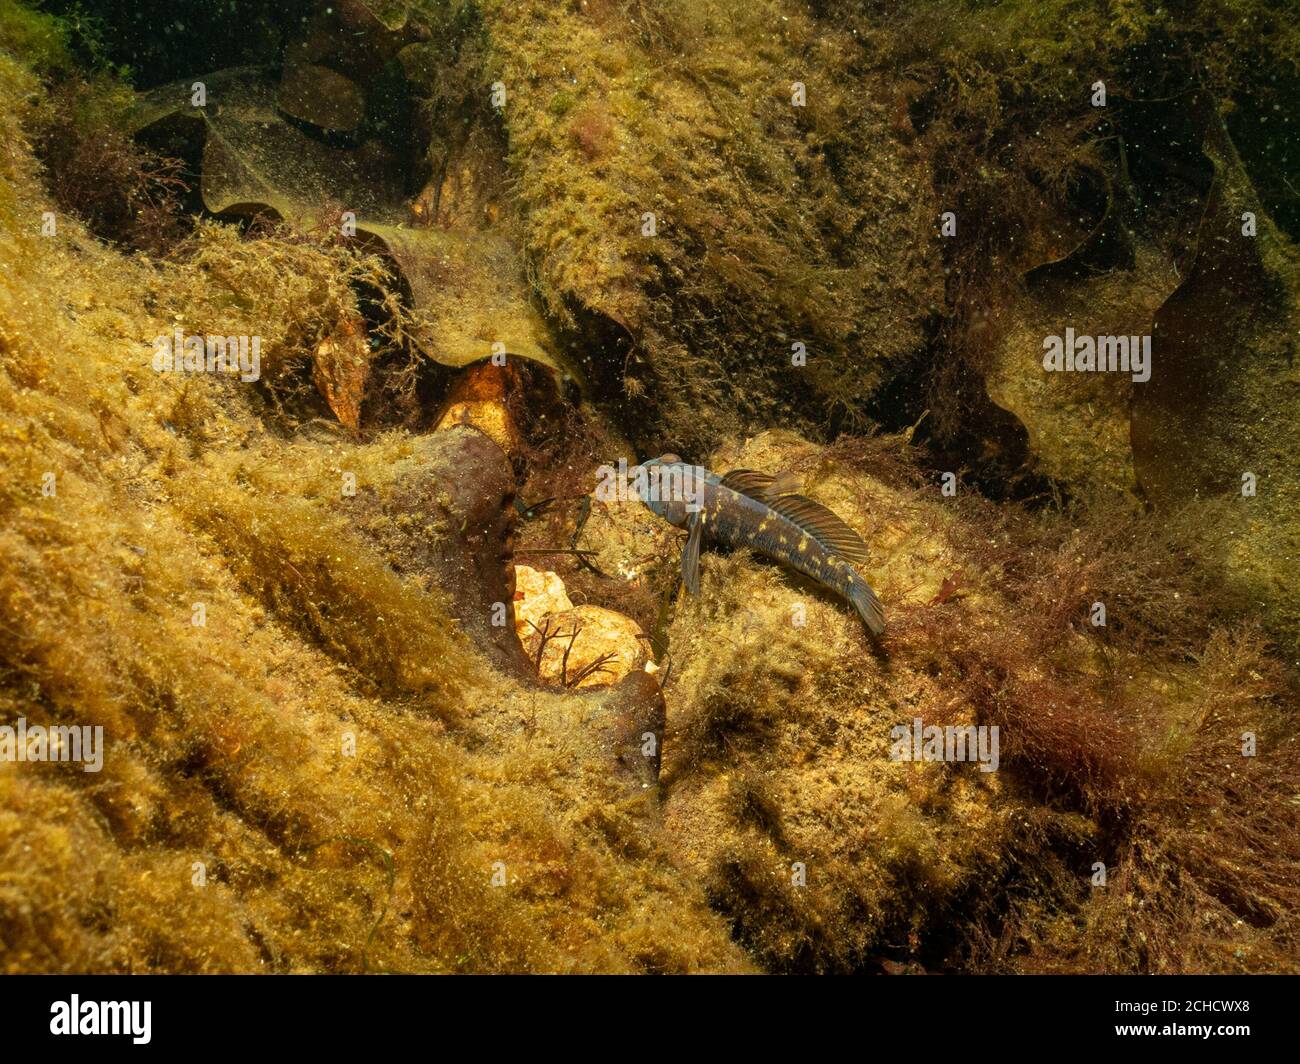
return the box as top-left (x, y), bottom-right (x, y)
top-left (766, 494), bottom-right (871, 564)
top-left (719, 468), bottom-right (775, 501)
top-left (719, 468), bottom-right (802, 504)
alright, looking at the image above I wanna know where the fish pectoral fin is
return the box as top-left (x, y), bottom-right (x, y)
top-left (767, 494), bottom-right (871, 564)
top-left (681, 511), bottom-right (704, 595)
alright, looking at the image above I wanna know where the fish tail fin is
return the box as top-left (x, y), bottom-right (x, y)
top-left (849, 579), bottom-right (886, 637)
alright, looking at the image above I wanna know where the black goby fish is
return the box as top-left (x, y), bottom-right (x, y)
top-left (632, 455), bottom-right (885, 635)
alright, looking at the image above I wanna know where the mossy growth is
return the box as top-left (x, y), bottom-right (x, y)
top-left (479, 0), bottom-right (942, 452)
top-left (843, 0), bottom-right (1300, 471)
top-left (0, 40), bottom-right (747, 973)
top-left (0, 0), bottom-right (74, 75)
top-left (646, 430), bottom-right (1299, 972)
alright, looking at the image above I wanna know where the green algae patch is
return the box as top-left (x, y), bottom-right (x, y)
top-left (652, 430), bottom-right (1300, 972)
top-left (984, 242), bottom-right (1180, 500)
top-left (1132, 99), bottom-right (1300, 660)
top-left (0, 0), bottom-right (73, 75)
top-left (481, 0), bottom-right (941, 450)
top-left (0, 50), bottom-right (745, 973)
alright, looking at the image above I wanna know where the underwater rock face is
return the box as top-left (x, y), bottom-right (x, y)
top-left (977, 93), bottom-right (1300, 656)
top-left (514, 565), bottom-right (653, 688)
top-left (1130, 104), bottom-right (1300, 657)
top-left (434, 360), bottom-right (525, 456)
top-left (572, 491), bottom-right (682, 589)
top-left (985, 243), bottom-right (1179, 499)
top-left (276, 63), bottom-right (367, 132)
top-left (336, 427), bottom-right (669, 787)
top-left (480, 0), bottom-right (942, 451)
top-left (333, 426), bottom-right (523, 675)
top-left (646, 429), bottom-right (1298, 972)
top-left (131, 63), bottom-right (568, 383)
top-left (657, 431), bottom-right (1022, 970)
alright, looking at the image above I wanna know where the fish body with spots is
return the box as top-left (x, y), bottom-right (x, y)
top-left (633, 455), bottom-right (886, 635)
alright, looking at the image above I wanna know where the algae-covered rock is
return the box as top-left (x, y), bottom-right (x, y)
top-left (480, 0), bottom-right (941, 450)
top-left (276, 63), bottom-right (366, 132)
top-left (133, 66), bottom-right (568, 381)
top-left (0, 60), bottom-right (745, 971)
top-left (985, 241), bottom-right (1180, 499)
top-left (977, 89), bottom-right (1300, 656)
top-left (514, 565), bottom-right (652, 688)
top-left (655, 431), bottom-right (1039, 969)
top-left (652, 430), bottom-right (1294, 971)
top-left (1131, 101), bottom-right (1300, 660)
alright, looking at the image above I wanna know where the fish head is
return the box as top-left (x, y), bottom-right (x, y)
top-left (632, 454), bottom-right (704, 528)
